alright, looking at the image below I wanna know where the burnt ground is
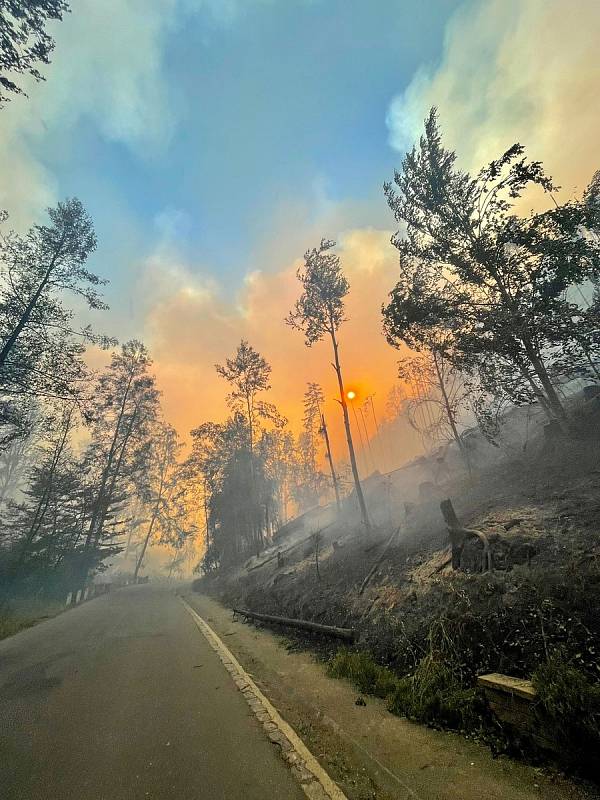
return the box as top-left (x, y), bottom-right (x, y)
top-left (200, 422), bottom-right (600, 644)
top-left (195, 399), bottom-right (600, 783)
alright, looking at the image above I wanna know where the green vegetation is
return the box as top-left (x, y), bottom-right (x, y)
top-left (327, 637), bottom-right (600, 779)
top-left (327, 646), bottom-right (481, 733)
top-left (386, 652), bottom-right (481, 731)
top-left (533, 651), bottom-right (600, 769)
top-left (0, 614), bottom-right (36, 641)
top-left (327, 650), bottom-right (398, 699)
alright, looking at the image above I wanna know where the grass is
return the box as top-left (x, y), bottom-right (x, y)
top-left (327, 650), bottom-right (398, 698)
top-left (0, 614), bottom-right (37, 641)
top-left (386, 652), bottom-right (482, 731)
top-left (327, 647), bottom-right (482, 732)
top-left (532, 650), bottom-right (600, 774)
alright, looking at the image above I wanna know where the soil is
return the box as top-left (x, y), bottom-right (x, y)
top-left (183, 591), bottom-right (597, 800)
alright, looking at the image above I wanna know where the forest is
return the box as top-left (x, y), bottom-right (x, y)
top-left (1, 105), bottom-right (599, 612)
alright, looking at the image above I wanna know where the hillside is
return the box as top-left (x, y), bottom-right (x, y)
top-left (195, 391), bottom-right (600, 780)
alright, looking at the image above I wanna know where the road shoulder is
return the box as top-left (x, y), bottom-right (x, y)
top-left (184, 590), bottom-right (594, 800)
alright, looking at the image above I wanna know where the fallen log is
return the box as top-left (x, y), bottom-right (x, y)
top-left (246, 521), bottom-right (337, 573)
top-left (232, 607), bottom-right (355, 642)
top-left (358, 526), bottom-right (401, 595)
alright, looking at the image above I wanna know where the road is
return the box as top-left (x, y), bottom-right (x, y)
top-left (0, 585), bottom-right (305, 800)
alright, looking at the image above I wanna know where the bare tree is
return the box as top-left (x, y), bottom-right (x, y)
top-left (133, 423), bottom-right (181, 581)
top-left (397, 350), bottom-right (472, 472)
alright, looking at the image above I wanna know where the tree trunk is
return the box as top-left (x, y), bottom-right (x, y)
top-left (84, 365), bottom-right (137, 550)
top-left (14, 409), bottom-right (71, 570)
top-left (320, 413), bottom-right (341, 512)
top-left (523, 341), bottom-right (566, 421)
top-left (482, 260), bottom-right (567, 424)
top-left (0, 235), bottom-right (66, 372)
top-left (92, 403), bottom-right (140, 548)
top-left (330, 330), bottom-right (371, 533)
top-left (133, 435), bottom-right (170, 581)
top-left (432, 350), bottom-right (471, 475)
top-left (133, 509), bottom-right (158, 581)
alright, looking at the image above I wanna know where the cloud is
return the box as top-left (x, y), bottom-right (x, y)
top-left (0, 0), bottom-right (283, 226)
top-left (386, 0), bottom-right (600, 195)
top-left (142, 226), bottom-right (414, 465)
top-left (0, 0), bottom-right (187, 221)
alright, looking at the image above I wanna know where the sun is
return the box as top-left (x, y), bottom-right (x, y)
top-left (346, 390), bottom-right (356, 400)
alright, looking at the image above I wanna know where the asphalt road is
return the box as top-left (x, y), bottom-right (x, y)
top-left (0, 585), bottom-right (305, 800)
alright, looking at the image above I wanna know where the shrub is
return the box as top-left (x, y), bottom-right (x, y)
top-left (533, 650), bottom-right (600, 774)
top-left (327, 647), bottom-right (482, 732)
top-left (386, 651), bottom-right (482, 731)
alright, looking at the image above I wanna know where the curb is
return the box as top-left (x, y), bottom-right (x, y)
top-left (180, 598), bottom-right (348, 800)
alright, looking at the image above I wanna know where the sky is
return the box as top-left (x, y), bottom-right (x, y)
top-left (2, 0), bottom-right (599, 467)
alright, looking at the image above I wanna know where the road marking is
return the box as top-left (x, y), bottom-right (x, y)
top-left (180, 598), bottom-right (348, 800)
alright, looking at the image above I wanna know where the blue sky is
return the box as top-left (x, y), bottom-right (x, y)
top-left (19, 0), bottom-right (461, 301)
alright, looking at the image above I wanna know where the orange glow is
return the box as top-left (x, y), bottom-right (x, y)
top-left (141, 227), bottom-right (424, 470)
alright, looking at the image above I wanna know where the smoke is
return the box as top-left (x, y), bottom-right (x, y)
top-left (386, 0), bottom-right (600, 195)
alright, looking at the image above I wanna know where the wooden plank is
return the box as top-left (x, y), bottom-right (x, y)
top-left (477, 673), bottom-right (536, 701)
top-left (478, 672), bottom-right (558, 752)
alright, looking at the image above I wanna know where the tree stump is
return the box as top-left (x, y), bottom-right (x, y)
top-left (440, 498), bottom-right (492, 572)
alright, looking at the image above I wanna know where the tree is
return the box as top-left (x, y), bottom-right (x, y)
top-left (81, 341), bottom-right (160, 578)
top-left (383, 109), bottom-right (600, 428)
top-left (215, 340), bottom-right (281, 457)
top-left (0, 401), bottom-right (39, 503)
top-left (187, 414), bottom-right (256, 568)
top-left (287, 239), bottom-right (371, 532)
top-left (293, 382), bottom-right (336, 512)
top-left (397, 350), bottom-right (472, 471)
top-left (318, 410), bottom-right (341, 512)
top-left (0, 199), bottom-right (111, 441)
top-left (215, 340), bottom-right (284, 555)
top-left (0, 198), bottom-right (104, 369)
top-left (187, 407), bottom-right (294, 571)
top-left (0, 400), bottom-right (78, 599)
top-left (259, 426), bottom-right (294, 526)
top-left (0, 0), bottom-right (70, 106)
top-left (133, 423), bottom-right (186, 581)
top-left (0, 340), bottom-right (175, 600)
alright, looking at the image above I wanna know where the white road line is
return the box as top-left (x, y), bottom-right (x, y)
top-left (180, 598), bottom-right (348, 800)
